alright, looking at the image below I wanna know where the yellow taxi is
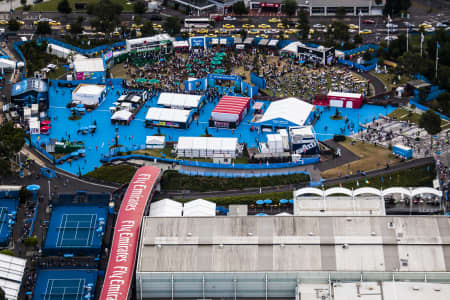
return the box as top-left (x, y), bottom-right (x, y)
top-left (258, 24), bottom-right (271, 29)
top-left (188, 32), bottom-right (195, 37)
top-left (348, 24), bottom-right (359, 30)
top-left (0, 20), bottom-right (8, 25)
top-left (232, 34), bottom-right (241, 38)
top-left (197, 28), bottom-right (208, 34)
top-left (277, 23), bottom-right (287, 29)
top-left (260, 34), bottom-right (269, 39)
top-left (65, 24), bottom-right (71, 30)
top-left (359, 29), bottom-right (372, 34)
top-left (248, 29), bottom-right (260, 35)
top-left (113, 31), bottom-right (121, 37)
top-left (49, 21), bottom-right (61, 26)
top-left (268, 18), bottom-right (281, 23)
top-left (242, 24), bottom-right (254, 29)
top-left (132, 24), bottom-right (144, 29)
top-left (222, 24), bottom-right (235, 29)
top-left (97, 32), bottom-right (106, 36)
top-left (153, 24), bottom-right (162, 29)
top-left (309, 29), bottom-right (315, 34)
top-left (206, 33), bottom-right (217, 38)
top-left (285, 28), bottom-right (297, 34)
top-left (419, 22), bottom-right (432, 29)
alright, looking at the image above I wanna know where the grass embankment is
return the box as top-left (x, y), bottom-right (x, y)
top-left (326, 163), bottom-right (436, 189)
top-left (321, 139), bottom-right (400, 179)
top-left (370, 71), bottom-right (412, 91)
top-left (19, 0), bottom-right (133, 12)
top-left (202, 163), bottom-right (435, 206)
top-left (161, 170), bottom-right (310, 192)
top-left (388, 107), bottom-right (422, 124)
top-left (84, 164), bottom-right (136, 184)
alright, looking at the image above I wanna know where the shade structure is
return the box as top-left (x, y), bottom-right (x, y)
top-left (214, 69), bottom-right (225, 74)
top-left (289, 199), bottom-right (294, 204)
top-left (136, 78), bottom-right (147, 83)
top-left (186, 67), bottom-right (192, 71)
top-left (256, 200), bottom-right (264, 205)
top-left (264, 199), bottom-right (272, 204)
top-left (211, 96), bottom-right (251, 124)
top-left (256, 213), bottom-right (268, 216)
top-left (188, 73), bottom-right (195, 76)
top-left (279, 199), bottom-right (288, 204)
top-left (40, 120), bottom-right (50, 126)
top-left (211, 60), bottom-right (221, 65)
top-left (186, 64), bottom-right (192, 67)
top-left (216, 52), bottom-right (226, 56)
top-left (148, 79), bottom-right (160, 84)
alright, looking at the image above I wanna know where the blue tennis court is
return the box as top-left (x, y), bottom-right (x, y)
top-left (0, 193), bottom-right (19, 246)
top-left (33, 269), bottom-right (97, 300)
top-left (44, 204), bottom-right (108, 256)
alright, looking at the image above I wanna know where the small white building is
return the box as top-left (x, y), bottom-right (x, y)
top-left (183, 199), bottom-right (216, 217)
top-left (176, 137), bottom-right (239, 158)
top-left (157, 93), bottom-right (203, 109)
top-left (72, 84), bottom-right (106, 106)
top-left (149, 199), bottom-right (183, 217)
top-left (146, 136), bottom-right (166, 149)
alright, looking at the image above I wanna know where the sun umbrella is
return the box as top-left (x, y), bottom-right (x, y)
top-left (186, 63), bottom-right (192, 67)
top-left (264, 199), bottom-right (272, 204)
top-left (288, 199), bottom-right (294, 204)
top-left (148, 79), bottom-right (160, 84)
top-left (279, 199), bottom-right (288, 204)
top-left (211, 60), bottom-right (221, 65)
top-left (256, 213), bottom-right (268, 216)
top-left (256, 200), bottom-right (264, 205)
top-left (188, 72), bottom-right (195, 76)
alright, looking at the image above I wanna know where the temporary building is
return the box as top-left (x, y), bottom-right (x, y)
top-left (47, 44), bottom-right (76, 59)
top-left (0, 58), bottom-right (16, 70)
top-left (280, 41), bottom-right (305, 55)
top-left (29, 118), bottom-right (40, 135)
top-left (146, 136), bottom-right (166, 149)
top-left (157, 93), bottom-right (203, 109)
top-left (145, 107), bottom-right (193, 128)
top-left (0, 253), bottom-right (26, 300)
top-left (266, 134), bottom-right (284, 153)
top-left (73, 57), bottom-right (105, 73)
top-left (289, 126), bottom-right (320, 155)
top-left (183, 199), bottom-right (216, 217)
top-left (243, 37), bottom-right (254, 45)
top-left (72, 84), bottom-right (106, 106)
top-left (149, 199), bottom-right (183, 217)
top-left (268, 39), bottom-right (279, 47)
top-left (177, 137), bottom-right (238, 158)
top-left (256, 97), bottom-right (314, 130)
top-left (210, 96), bottom-right (251, 128)
top-left (172, 40), bottom-right (189, 49)
top-left (327, 91), bottom-right (363, 109)
top-left (111, 110), bottom-right (133, 124)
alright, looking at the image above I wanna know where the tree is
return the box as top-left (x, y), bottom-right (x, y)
top-left (281, 0), bottom-right (297, 17)
top-left (0, 122), bottom-right (26, 176)
top-left (363, 50), bottom-right (371, 61)
top-left (142, 21), bottom-right (155, 36)
top-left (419, 110), bottom-right (441, 135)
top-left (354, 34), bottom-right (363, 45)
top-left (20, 0), bottom-right (26, 7)
top-left (330, 21), bottom-right (350, 43)
top-left (7, 19), bottom-right (20, 31)
top-left (133, 1), bottom-right (147, 14)
top-left (232, 1), bottom-right (248, 16)
top-left (435, 92), bottom-right (450, 115)
top-left (163, 16), bottom-right (181, 35)
top-left (57, 0), bottom-right (72, 14)
top-left (336, 7), bottom-right (346, 17)
top-left (36, 21), bottom-right (51, 35)
top-left (87, 0), bottom-right (123, 33)
top-left (297, 9), bottom-right (309, 39)
top-left (384, 0), bottom-right (411, 16)
top-left (0, 287), bottom-right (5, 300)
top-left (24, 236), bottom-right (38, 247)
top-left (69, 22), bottom-right (83, 35)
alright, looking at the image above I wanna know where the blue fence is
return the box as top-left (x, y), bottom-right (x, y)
top-left (30, 140), bottom-right (55, 163)
top-left (29, 201), bottom-right (39, 237)
top-left (51, 78), bottom-right (123, 86)
top-left (340, 44), bottom-right (379, 57)
top-left (178, 168), bottom-right (312, 178)
top-left (39, 37), bottom-right (125, 56)
top-left (337, 58), bottom-right (378, 72)
top-left (409, 100), bottom-right (450, 121)
top-left (250, 72), bottom-right (266, 89)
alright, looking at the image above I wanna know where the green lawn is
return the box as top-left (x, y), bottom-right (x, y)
top-left (84, 164), bottom-right (137, 184)
top-left (388, 107), bottom-right (422, 124)
top-left (47, 67), bottom-right (66, 79)
top-left (369, 71), bottom-right (412, 91)
top-left (19, 0), bottom-right (134, 12)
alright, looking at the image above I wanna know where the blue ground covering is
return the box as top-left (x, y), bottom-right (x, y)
top-left (0, 196), bottom-right (19, 246)
top-left (31, 81), bottom-right (395, 175)
top-left (43, 204), bottom-right (108, 256)
top-left (32, 269), bottom-right (98, 300)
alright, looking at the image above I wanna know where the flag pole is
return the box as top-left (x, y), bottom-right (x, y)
top-left (435, 41), bottom-right (439, 79)
top-left (406, 26), bottom-right (409, 52)
top-left (420, 33), bottom-right (424, 56)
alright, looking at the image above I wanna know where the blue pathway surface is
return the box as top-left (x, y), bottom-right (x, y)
top-left (31, 81), bottom-right (395, 175)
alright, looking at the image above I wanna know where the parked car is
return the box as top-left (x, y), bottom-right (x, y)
top-left (363, 19), bottom-right (375, 24)
top-left (224, 16), bottom-right (236, 21)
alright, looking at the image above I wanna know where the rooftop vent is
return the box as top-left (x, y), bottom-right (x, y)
top-left (248, 232), bottom-right (253, 236)
top-left (371, 232), bottom-right (377, 236)
top-left (187, 232), bottom-right (192, 237)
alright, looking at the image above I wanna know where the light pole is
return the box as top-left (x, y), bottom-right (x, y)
top-left (358, 10), bottom-right (362, 35)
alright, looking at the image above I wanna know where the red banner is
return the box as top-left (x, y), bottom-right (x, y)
top-left (99, 166), bottom-right (161, 300)
top-left (260, 2), bottom-right (280, 8)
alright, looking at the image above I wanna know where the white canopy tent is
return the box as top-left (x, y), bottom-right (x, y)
top-left (73, 57), bottom-right (105, 73)
top-left (0, 58), bottom-right (16, 70)
top-left (111, 110), bottom-right (132, 121)
top-left (146, 136), bottom-right (166, 149)
top-left (72, 84), bottom-right (106, 106)
top-left (47, 43), bottom-right (76, 59)
top-left (145, 107), bottom-right (191, 124)
top-left (257, 97), bottom-right (314, 127)
top-left (157, 93), bottom-right (202, 109)
top-left (280, 41), bottom-right (305, 55)
top-left (172, 40), bottom-right (189, 48)
top-left (149, 199), bottom-right (183, 217)
top-left (177, 137), bottom-right (238, 158)
top-left (0, 253), bottom-right (26, 300)
top-left (183, 199), bottom-right (216, 217)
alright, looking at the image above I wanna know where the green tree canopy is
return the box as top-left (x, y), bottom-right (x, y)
top-left (384, 0), bottom-right (411, 16)
top-left (142, 21), bottom-right (155, 36)
top-left (36, 21), bottom-right (52, 35)
top-left (163, 16), bottom-right (181, 35)
top-left (297, 9), bottom-right (309, 39)
top-left (354, 34), bottom-right (363, 45)
top-left (0, 122), bottom-right (26, 176)
top-left (419, 110), bottom-right (441, 135)
top-left (70, 17), bottom-right (84, 35)
top-left (87, 0), bottom-right (123, 33)
top-left (57, 0), bottom-right (72, 14)
top-left (336, 7), bottom-right (346, 17)
top-left (133, 1), bottom-right (147, 14)
top-left (281, 0), bottom-right (297, 17)
top-left (7, 19), bottom-right (20, 31)
top-left (232, 1), bottom-right (248, 15)
top-left (329, 21), bottom-right (350, 43)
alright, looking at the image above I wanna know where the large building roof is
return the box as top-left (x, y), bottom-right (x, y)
top-left (256, 97), bottom-right (314, 126)
top-left (138, 216), bottom-right (450, 273)
top-left (11, 78), bottom-right (48, 96)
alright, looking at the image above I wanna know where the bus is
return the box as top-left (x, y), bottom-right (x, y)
top-left (184, 18), bottom-right (211, 28)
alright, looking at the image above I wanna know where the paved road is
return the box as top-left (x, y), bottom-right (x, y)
top-left (360, 70), bottom-right (387, 95)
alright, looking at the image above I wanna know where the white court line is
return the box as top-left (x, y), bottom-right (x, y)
top-left (87, 214), bottom-right (97, 247)
top-left (47, 279), bottom-right (55, 300)
top-left (58, 214), bottom-right (97, 248)
top-left (43, 278), bottom-right (51, 300)
top-left (0, 207), bottom-right (7, 237)
top-left (56, 214), bottom-right (67, 248)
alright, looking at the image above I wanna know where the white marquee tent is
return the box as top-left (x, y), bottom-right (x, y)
top-left (72, 84), bottom-right (106, 106)
top-left (149, 199), bottom-right (183, 217)
top-left (183, 199), bottom-right (216, 217)
top-left (177, 137), bottom-right (238, 158)
top-left (145, 107), bottom-right (191, 124)
top-left (280, 41), bottom-right (306, 55)
top-left (157, 93), bottom-right (202, 109)
top-left (0, 253), bottom-right (26, 300)
top-left (0, 58), bottom-right (16, 70)
top-left (111, 110), bottom-right (132, 122)
top-left (257, 97), bottom-right (314, 127)
top-left (73, 57), bottom-right (105, 73)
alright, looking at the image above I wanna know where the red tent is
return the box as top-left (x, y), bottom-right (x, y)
top-left (40, 120), bottom-right (51, 126)
top-left (211, 96), bottom-right (251, 124)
